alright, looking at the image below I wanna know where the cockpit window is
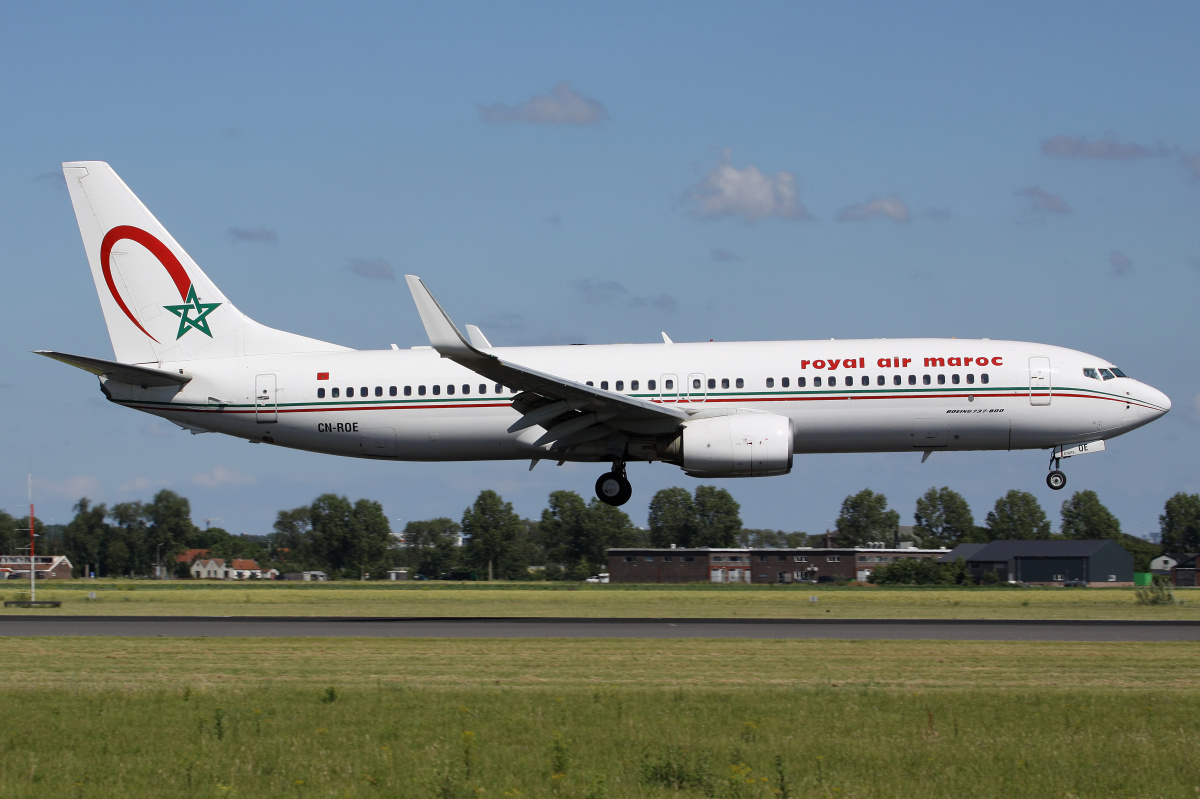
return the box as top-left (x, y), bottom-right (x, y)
top-left (1099, 368), bottom-right (1115, 380)
top-left (1082, 368), bottom-right (1099, 380)
top-left (1110, 367), bottom-right (1127, 378)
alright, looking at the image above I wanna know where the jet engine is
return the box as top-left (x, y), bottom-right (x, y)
top-left (658, 412), bottom-right (793, 477)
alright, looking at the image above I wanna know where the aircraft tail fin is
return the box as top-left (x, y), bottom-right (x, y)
top-left (61, 161), bottom-right (349, 364)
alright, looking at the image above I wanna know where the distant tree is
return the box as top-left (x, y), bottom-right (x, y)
top-left (403, 518), bottom-right (461, 577)
top-left (1060, 490), bottom-right (1122, 540)
top-left (1159, 493), bottom-right (1200, 553)
top-left (985, 490), bottom-right (1051, 540)
top-left (581, 498), bottom-right (636, 568)
top-left (648, 488), bottom-right (695, 548)
top-left (63, 498), bottom-right (109, 577)
top-left (836, 489), bottom-right (900, 547)
top-left (914, 487), bottom-right (975, 547)
top-left (540, 490), bottom-right (590, 566)
top-left (308, 494), bottom-right (359, 576)
top-left (738, 529), bottom-right (806, 548)
top-left (270, 506), bottom-right (314, 566)
top-left (867, 557), bottom-right (948, 586)
top-left (109, 501), bottom-right (152, 576)
top-left (462, 490), bottom-right (528, 580)
top-left (146, 490), bottom-right (198, 548)
top-left (0, 509), bottom-right (17, 556)
top-left (692, 486), bottom-right (742, 548)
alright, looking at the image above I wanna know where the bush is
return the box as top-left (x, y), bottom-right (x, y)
top-left (1135, 576), bottom-right (1177, 606)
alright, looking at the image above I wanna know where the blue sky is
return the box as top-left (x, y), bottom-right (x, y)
top-left (2, 2), bottom-right (1197, 540)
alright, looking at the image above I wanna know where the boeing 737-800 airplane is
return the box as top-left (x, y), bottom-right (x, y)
top-left (40, 162), bottom-right (1171, 506)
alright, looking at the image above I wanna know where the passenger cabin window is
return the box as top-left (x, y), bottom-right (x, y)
top-left (462, 384), bottom-right (470, 394)
top-left (862, 376), bottom-right (869, 386)
top-left (648, 379), bottom-right (657, 390)
top-left (631, 380), bottom-right (639, 391)
top-left (765, 377), bottom-right (774, 388)
top-left (617, 380), bottom-right (624, 391)
top-left (797, 377), bottom-right (806, 387)
top-left (877, 375), bottom-right (885, 386)
top-left (418, 386), bottom-right (426, 396)
top-left (894, 375), bottom-right (901, 385)
top-left (375, 386), bottom-right (383, 397)
top-left (937, 374), bottom-right (946, 385)
top-left (814, 376), bottom-right (822, 387)
top-left (966, 374), bottom-right (974, 385)
top-left (665, 379), bottom-right (674, 389)
top-left (952, 374), bottom-right (960, 385)
top-left (923, 375), bottom-right (931, 385)
top-left (1083, 368), bottom-right (1099, 380)
top-left (735, 378), bottom-right (744, 388)
top-left (347, 387), bottom-right (354, 397)
top-left (446, 384), bottom-right (455, 395)
top-left (404, 386), bottom-right (412, 396)
top-left (432, 385), bottom-right (441, 395)
top-left (908, 375), bottom-right (916, 385)
top-left (479, 384), bottom-right (486, 394)
top-left (692, 378), bottom-right (701, 389)
top-left (782, 377), bottom-right (789, 388)
top-left (721, 378), bottom-right (730, 389)
top-left (390, 386), bottom-right (397, 396)
top-left (600, 381), bottom-right (608, 390)
top-left (829, 376), bottom-right (837, 387)
top-left (360, 386), bottom-right (367, 396)
top-left (495, 384), bottom-right (502, 393)
top-left (317, 388), bottom-right (326, 398)
top-left (586, 381), bottom-right (594, 386)
top-left (332, 388), bottom-right (340, 398)
top-left (981, 374), bottom-right (990, 384)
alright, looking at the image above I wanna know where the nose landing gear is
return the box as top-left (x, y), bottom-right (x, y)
top-left (596, 461), bottom-right (632, 506)
top-left (1046, 451), bottom-right (1066, 490)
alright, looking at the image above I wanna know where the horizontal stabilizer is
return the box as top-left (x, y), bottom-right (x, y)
top-left (35, 350), bottom-right (192, 387)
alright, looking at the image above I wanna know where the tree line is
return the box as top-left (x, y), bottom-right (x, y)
top-left (8, 485), bottom-right (1198, 579)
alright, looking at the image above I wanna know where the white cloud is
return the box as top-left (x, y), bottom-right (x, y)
top-left (1041, 135), bottom-right (1169, 160)
top-left (1014, 186), bottom-right (1070, 214)
top-left (191, 466), bottom-right (255, 488)
top-left (348, 258), bottom-right (395, 280)
top-left (1109, 251), bottom-right (1133, 276)
top-left (480, 82), bottom-right (607, 126)
top-left (836, 195), bottom-right (910, 223)
top-left (34, 475), bottom-right (101, 498)
top-left (683, 150), bottom-right (812, 223)
top-left (228, 226), bottom-right (278, 244)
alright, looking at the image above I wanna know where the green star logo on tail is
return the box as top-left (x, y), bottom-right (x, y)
top-left (164, 287), bottom-right (221, 339)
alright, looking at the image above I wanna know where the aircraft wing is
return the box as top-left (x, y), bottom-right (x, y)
top-left (405, 276), bottom-right (687, 450)
top-left (35, 350), bottom-right (192, 387)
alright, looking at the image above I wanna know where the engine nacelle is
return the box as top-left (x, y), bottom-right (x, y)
top-left (658, 412), bottom-right (793, 477)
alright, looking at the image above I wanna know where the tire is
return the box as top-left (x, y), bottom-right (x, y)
top-left (1046, 470), bottom-right (1067, 490)
top-left (596, 472), bottom-right (633, 506)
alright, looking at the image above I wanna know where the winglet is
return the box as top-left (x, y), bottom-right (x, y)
top-left (404, 275), bottom-right (479, 359)
top-left (661, 332), bottom-right (673, 344)
top-left (465, 324), bottom-right (493, 349)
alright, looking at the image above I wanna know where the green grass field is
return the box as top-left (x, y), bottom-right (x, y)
top-left (3, 581), bottom-right (1195, 620)
top-left (0, 638), bottom-right (1197, 798)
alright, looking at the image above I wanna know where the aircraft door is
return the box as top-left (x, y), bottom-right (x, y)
top-left (659, 374), bottom-right (679, 403)
top-left (686, 373), bottom-right (707, 403)
top-left (1029, 357), bottom-right (1052, 406)
top-left (255, 374), bottom-right (277, 423)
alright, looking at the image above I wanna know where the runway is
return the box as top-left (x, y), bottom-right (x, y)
top-left (1, 616), bottom-right (1197, 641)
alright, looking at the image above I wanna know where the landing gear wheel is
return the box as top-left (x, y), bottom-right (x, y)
top-left (1046, 470), bottom-right (1067, 490)
top-left (596, 471), bottom-right (632, 507)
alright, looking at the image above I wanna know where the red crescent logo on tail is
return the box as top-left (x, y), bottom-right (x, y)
top-left (100, 225), bottom-right (193, 343)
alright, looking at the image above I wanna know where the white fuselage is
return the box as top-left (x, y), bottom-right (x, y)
top-left (100, 337), bottom-right (1170, 464)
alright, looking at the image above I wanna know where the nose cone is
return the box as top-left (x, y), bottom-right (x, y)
top-left (1138, 382), bottom-right (1171, 417)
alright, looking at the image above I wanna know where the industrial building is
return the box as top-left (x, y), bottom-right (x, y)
top-left (939, 540), bottom-right (1133, 586)
top-left (607, 545), bottom-right (949, 584)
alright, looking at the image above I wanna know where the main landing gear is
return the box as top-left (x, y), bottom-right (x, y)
top-left (1046, 451), bottom-right (1067, 491)
top-left (596, 461), bottom-right (632, 507)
